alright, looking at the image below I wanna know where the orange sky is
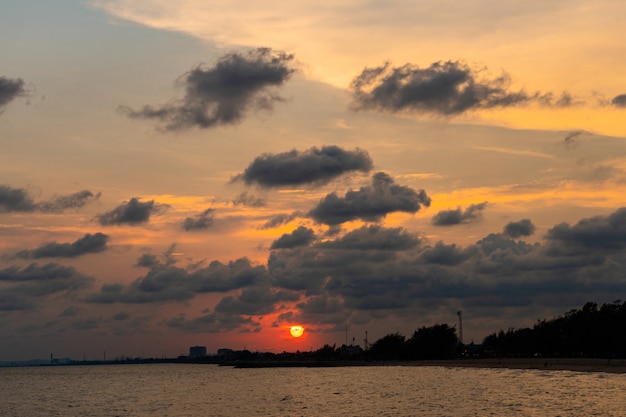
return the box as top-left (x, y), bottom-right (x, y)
top-left (1, 0), bottom-right (626, 361)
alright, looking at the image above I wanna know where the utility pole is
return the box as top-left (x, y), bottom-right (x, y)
top-left (364, 331), bottom-right (369, 351)
top-left (457, 311), bottom-right (464, 346)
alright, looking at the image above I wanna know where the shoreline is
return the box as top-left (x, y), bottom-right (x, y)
top-left (402, 357), bottom-right (626, 374)
top-left (233, 358), bottom-right (626, 374)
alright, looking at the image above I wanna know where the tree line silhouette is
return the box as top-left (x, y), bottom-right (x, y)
top-left (305, 300), bottom-right (626, 362)
top-left (482, 300), bottom-right (626, 358)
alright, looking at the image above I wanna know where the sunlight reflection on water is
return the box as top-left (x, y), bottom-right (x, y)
top-left (1, 364), bottom-right (625, 416)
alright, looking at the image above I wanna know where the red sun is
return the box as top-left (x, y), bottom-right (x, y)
top-left (289, 325), bottom-right (304, 338)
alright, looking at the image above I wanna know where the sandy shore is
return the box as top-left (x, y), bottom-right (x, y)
top-left (412, 357), bottom-right (626, 374)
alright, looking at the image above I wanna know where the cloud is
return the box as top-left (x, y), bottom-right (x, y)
top-left (96, 197), bottom-right (167, 226)
top-left (503, 219), bottom-right (535, 238)
top-left (0, 185), bottom-right (99, 213)
top-left (431, 202), bottom-right (488, 226)
top-left (214, 286), bottom-right (300, 316)
top-left (0, 185), bottom-right (36, 212)
top-left (87, 258), bottom-right (267, 304)
top-left (350, 60), bottom-right (571, 116)
top-left (268, 209), bottom-right (626, 316)
top-left (270, 226), bottom-right (316, 249)
top-left (37, 190), bottom-right (101, 212)
top-left (183, 208), bottom-right (215, 231)
top-left (0, 76), bottom-right (28, 112)
top-left (15, 233), bottom-right (110, 259)
top-left (259, 212), bottom-right (301, 229)
top-left (612, 94), bottom-right (626, 108)
top-left (232, 192), bottom-right (265, 207)
top-left (319, 225), bottom-right (421, 251)
top-left (309, 172), bottom-right (431, 225)
top-left (166, 311), bottom-right (260, 333)
top-left (545, 208), bottom-right (626, 253)
top-left (120, 48), bottom-right (295, 130)
top-left (561, 130), bottom-right (584, 149)
top-left (0, 263), bottom-right (93, 311)
top-left (233, 146), bottom-right (373, 188)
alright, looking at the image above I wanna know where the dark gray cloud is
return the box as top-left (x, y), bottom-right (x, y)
top-left (215, 286), bottom-right (300, 316)
top-left (268, 208), bottom-right (626, 317)
top-left (319, 225), bottom-right (421, 251)
top-left (0, 263), bottom-right (93, 311)
top-left (96, 197), bottom-right (167, 226)
top-left (15, 233), bottom-right (109, 259)
top-left (309, 172), bottom-right (431, 225)
top-left (183, 208), bottom-right (215, 231)
top-left (87, 258), bottom-right (267, 304)
top-left (0, 185), bottom-right (36, 212)
top-left (120, 48), bottom-right (295, 130)
top-left (503, 219), bottom-right (535, 238)
top-left (270, 226), bottom-right (316, 249)
top-left (232, 192), bottom-right (265, 207)
top-left (420, 242), bottom-right (478, 266)
top-left (234, 146), bottom-right (373, 187)
top-left (0, 186), bottom-right (99, 213)
top-left (0, 76), bottom-right (27, 112)
top-left (431, 202), bottom-right (488, 226)
top-left (612, 94), bottom-right (626, 108)
top-left (350, 60), bottom-right (571, 115)
top-left (166, 312), bottom-right (260, 333)
top-left (545, 208), bottom-right (626, 253)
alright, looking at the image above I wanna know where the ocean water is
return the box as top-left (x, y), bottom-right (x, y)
top-left (1, 364), bottom-right (625, 416)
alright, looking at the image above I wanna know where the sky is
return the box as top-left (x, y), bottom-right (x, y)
top-left (1, 0), bottom-right (626, 361)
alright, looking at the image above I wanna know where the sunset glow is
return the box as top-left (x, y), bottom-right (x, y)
top-left (289, 326), bottom-right (305, 338)
top-left (1, 1), bottom-right (626, 362)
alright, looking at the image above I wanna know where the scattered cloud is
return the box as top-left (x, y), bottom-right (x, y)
top-left (350, 60), bottom-right (572, 116)
top-left (432, 202), bottom-right (488, 226)
top-left (259, 212), bottom-right (301, 229)
top-left (96, 197), bottom-right (167, 226)
top-left (503, 219), bottom-right (535, 238)
top-left (232, 192), bottom-right (265, 207)
top-left (38, 190), bottom-right (101, 213)
top-left (233, 146), bottom-right (373, 188)
top-left (0, 186), bottom-right (99, 213)
top-left (0, 76), bottom-right (28, 113)
top-left (183, 208), bottom-right (215, 231)
top-left (561, 130), bottom-right (585, 149)
top-left (270, 226), bottom-right (316, 249)
top-left (120, 48), bottom-right (296, 130)
top-left (14, 233), bottom-right (110, 259)
top-left (612, 94), bottom-right (626, 108)
top-left (309, 172), bottom-right (431, 225)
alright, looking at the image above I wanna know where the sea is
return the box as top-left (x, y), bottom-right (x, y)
top-left (1, 363), bottom-right (625, 416)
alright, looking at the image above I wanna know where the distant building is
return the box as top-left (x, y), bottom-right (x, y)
top-left (189, 345), bottom-right (207, 358)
